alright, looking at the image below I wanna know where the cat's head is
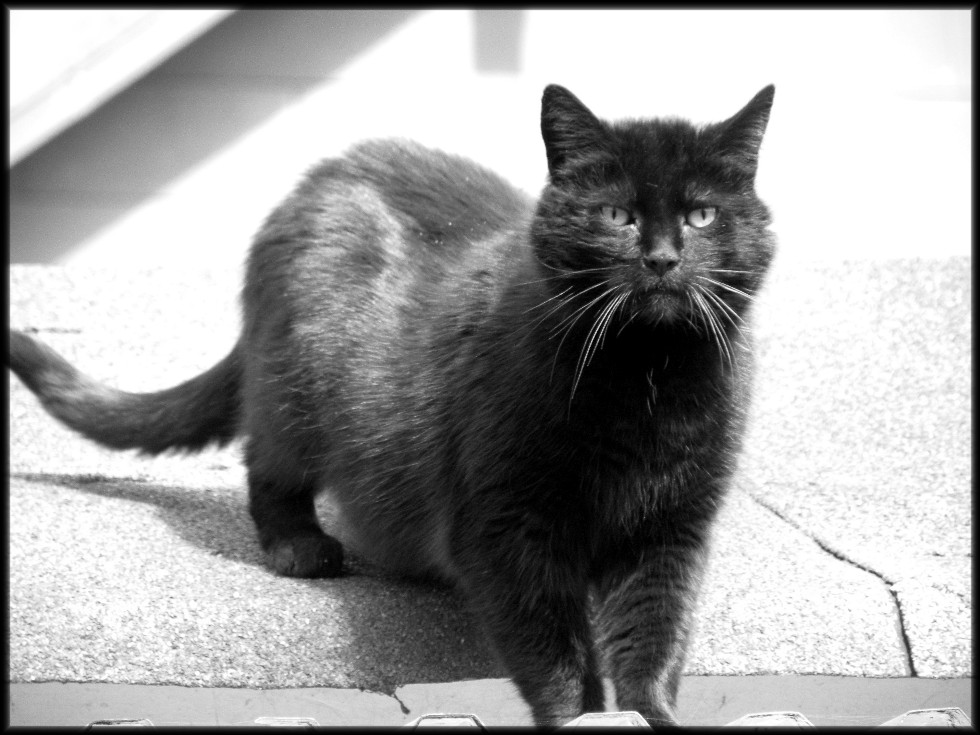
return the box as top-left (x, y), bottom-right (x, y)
top-left (531, 85), bottom-right (776, 337)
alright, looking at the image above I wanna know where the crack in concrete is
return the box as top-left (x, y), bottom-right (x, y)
top-left (391, 690), bottom-right (411, 716)
top-left (745, 492), bottom-right (918, 677)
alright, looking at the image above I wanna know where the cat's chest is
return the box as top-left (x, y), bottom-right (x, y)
top-left (569, 347), bottom-right (729, 445)
top-left (560, 351), bottom-right (735, 506)
top-left (570, 383), bottom-right (719, 472)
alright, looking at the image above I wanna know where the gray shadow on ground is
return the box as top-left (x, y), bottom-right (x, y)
top-left (13, 472), bottom-right (504, 691)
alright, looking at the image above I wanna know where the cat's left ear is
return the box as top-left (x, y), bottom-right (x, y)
top-left (540, 85), bottom-right (609, 177)
top-left (717, 85), bottom-right (775, 175)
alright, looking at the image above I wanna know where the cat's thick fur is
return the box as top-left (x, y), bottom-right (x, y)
top-left (9, 85), bottom-right (775, 726)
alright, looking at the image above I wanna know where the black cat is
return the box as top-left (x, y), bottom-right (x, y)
top-left (9, 84), bottom-right (775, 726)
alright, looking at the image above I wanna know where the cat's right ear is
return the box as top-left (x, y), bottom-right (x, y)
top-left (716, 85), bottom-right (776, 177)
top-left (540, 85), bottom-right (608, 177)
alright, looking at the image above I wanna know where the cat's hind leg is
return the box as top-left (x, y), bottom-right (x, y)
top-left (245, 437), bottom-right (344, 578)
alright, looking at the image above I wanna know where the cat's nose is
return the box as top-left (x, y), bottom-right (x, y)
top-left (642, 250), bottom-right (680, 277)
top-left (642, 236), bottom-right (681, 277)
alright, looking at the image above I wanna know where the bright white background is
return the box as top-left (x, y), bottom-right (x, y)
top-left (9, 9), bottom-right (971, 268)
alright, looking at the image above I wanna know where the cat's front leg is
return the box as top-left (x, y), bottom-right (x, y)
top-left (596, 528), bottom-right (710, 726)
top-left (454, 539), bottom-right (604, 727)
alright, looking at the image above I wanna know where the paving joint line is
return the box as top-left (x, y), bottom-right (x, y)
top-left (743, 490), bottom-right (918, 677)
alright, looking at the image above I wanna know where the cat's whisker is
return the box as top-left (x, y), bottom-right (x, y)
top-left (549, 281), bottom-right (619, 338)
top-left (518, 278), bottom-right (617, 340)
top-left (696, 283), bottom-right (748, 361)
top-left (547, 297), bottom-right (612, 341)
top-left (514, 273), bottom-right (572, 287)
top-left (549, 284), bottom-right (622, 382)
top-left (523, 294), bottom-right (583, 338)
top-left (685, 289), bottom-right (708, 337)
top-left (549, 276), bottom-right (620, 306)
top-left (687, 286), bottom-right (710, 333)
top-left (551, 294), bottom-right (620, 374)
top-left (573, 291), bottom-right (625, 380)
top-left (523, 286), bottom-right (575, 314)
top-left (683, 291), bottom-right (702, 334)
top-left (699, 276), bottom-right (757, 303)
top-left (715, 320), bottom-right (736, 372)
top-left (699, 288), bottom-right (736, 361)
top-left (521, 262), bottom-right (621, 285)
top-left (690, 286), bottom-right (734, 371)
top-left (694, 276), bottom-right (754, 369)
top-left (700, 291), bottom-right (742, 335)
top-left (615, 297), bottom-right (642, 337)
top-left (695, 278), bottom-right (744, 327)
top-left (707, 268), bottom-right (755, 276)
top-left (704, 311), bottom-right (734, 372)
top-left (570, 288), bottom-right (630, 404)
top-left (598, 290), bottom-right (631, 352)
top-left (551, 282), bottom-right (621, 384)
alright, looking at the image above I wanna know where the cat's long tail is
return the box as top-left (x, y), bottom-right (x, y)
top-left (8, 329), bottom-right (240, 454)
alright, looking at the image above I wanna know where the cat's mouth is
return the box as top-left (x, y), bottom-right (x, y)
top-left (637, 274), bottom-right (686, 299)
top-left (632, 261), bottom-right (686, 291)
top-left (632, 279), bottom-right (693, 324)
top-left (646, 277), bottom-right (683, 293)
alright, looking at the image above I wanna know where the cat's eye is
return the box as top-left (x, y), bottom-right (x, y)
top-left (600, 205), bottom-right (633, 227)
top-left (685, 207), bottom-right (718, 228)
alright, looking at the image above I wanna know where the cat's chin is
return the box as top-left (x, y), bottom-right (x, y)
top-left (633, 288), bottom-right (689, 326)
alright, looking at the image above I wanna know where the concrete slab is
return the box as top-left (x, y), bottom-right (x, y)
top-left (691, 486), bottom-right (909, 677)
top-left (739, 257), bottom-right (971, 678)
top-left (8, 681), bottom-right (407, 727)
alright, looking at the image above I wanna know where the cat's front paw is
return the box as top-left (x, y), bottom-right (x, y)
top-left (268, 532), bottom-right (344, 578)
